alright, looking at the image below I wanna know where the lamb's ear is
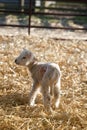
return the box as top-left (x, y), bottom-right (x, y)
top-left (23, 48), bottom-right (28, 51)
top-left (27, 51), bottom-right (32, 58)
top-left (23, 48), bottom-right (31, 55)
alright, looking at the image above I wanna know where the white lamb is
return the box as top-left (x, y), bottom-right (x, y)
top-left (15, 49), bottom-right (61, 112)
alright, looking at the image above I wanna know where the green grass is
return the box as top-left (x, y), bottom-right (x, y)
top-left (73, 16), bottom-right (87, 25)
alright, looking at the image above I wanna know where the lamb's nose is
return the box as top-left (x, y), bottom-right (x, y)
top-left (15, 59), bottom-right (17, 63)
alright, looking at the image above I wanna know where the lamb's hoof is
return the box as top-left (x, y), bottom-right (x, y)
top-left (29, 103), bottom-right (37, 108)
top-left (55, 101), bottom-right (60, 109)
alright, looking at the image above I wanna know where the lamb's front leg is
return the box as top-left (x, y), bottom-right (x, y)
top-left (29, 81), bottom-right (39, 107)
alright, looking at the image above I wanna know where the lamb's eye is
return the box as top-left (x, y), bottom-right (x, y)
top-left (22, 56), bottom-right (26, 59)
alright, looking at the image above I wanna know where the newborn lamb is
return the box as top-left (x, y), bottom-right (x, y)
top-left (15, 49), bottom-right (61, 112)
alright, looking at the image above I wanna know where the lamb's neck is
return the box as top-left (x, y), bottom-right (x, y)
top-left (27, 61), bottom-right (37, 73)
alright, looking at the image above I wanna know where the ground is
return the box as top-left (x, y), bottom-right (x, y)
top-left (0, 33), bottom-right (87, 130)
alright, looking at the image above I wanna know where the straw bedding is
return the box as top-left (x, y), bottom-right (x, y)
top-left (0, 35), bottom-right (87, 130)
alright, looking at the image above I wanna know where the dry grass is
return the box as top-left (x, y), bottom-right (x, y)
top-left (0, 35), bottom-right (87, 130)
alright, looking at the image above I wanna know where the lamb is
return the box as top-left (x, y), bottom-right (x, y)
top-left (15, 49), bottom-right (61, 112)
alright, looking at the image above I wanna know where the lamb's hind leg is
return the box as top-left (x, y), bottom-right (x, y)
top-left (29, 81), bottom-right (39, 107)
top-left (54, 78), bottom-right (61, 108)
top-left (41, 79), bottom-right (52, 112)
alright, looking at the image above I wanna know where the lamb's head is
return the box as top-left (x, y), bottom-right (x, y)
top-left (15, 49), bottom-right (36, 66)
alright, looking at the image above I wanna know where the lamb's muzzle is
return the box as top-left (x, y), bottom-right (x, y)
top-left (15, 49), bottom-right (61, 113)
top-left (15, 59), bottom-right (17, 63)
